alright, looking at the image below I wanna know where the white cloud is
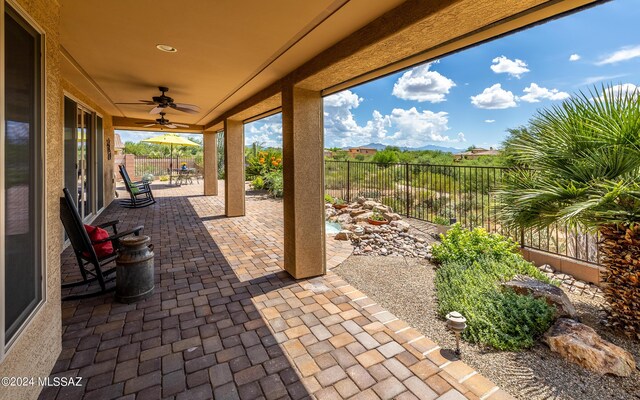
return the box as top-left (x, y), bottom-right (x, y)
top-left (580, 74), bottom-right (628, 86)
top-left (520, 83), bottom-right (570, 103)
top-left (323, 90), bottom-right (465, 148)
top-left (484, 119), bottom-right (495, 123)
top-left (597, 83), bottom-right (639, 100)
top-left (392, 63), bottom-right (455, 103)
top-left (490, 56), bottom-right (530, 78)
top-left (569, 54), bottom-right (581, 61)
top-left (244, 114), bottom-right (283, 148)
top-left (470, 84), bottom-right (517, 109)
top-left (596, 45), bottom-right (640, 65)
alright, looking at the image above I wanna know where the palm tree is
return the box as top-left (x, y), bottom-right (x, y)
top-left (497, 85), bottom-right (640, 338)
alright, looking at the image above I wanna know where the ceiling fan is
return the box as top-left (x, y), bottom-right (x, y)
top-left (117, 86), bottom-right (200, 114)
top-left (136, 112), bottom-right (189, 129)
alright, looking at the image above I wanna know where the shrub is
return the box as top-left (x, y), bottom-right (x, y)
top-left (159, 175), bottom-right (169, 182)
top-left (324, 194), bottom-right (334, 203)
top-left (263, 171), bottom-right (283, 198)
top-left (251, 176), bottom-right (265, 190)
top-left (433, 225), bottom-right (555, 351)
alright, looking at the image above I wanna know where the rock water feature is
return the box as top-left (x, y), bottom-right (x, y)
top-left (326, 197), bottom-right (432, 258)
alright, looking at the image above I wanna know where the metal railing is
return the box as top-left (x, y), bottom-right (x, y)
top-left (325, 160), bottom-right (600, 265)
top-left (134, 156), bottom-right (198, 178)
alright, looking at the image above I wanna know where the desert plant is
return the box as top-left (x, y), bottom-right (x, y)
top-left (433, 226), bottom-right (556, 350)
top-left (369, 210), bottom-right (387, 222)
top-left (251, 176), bottom-right (265, 190)
top-left (497, 84), bottom-right (640, 337)
top-left (324, 194), bottom-right (334, 203)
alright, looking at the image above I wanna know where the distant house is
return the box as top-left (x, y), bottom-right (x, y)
top-left (113, 133), bottom-right (125, 155)
top-left (324, 150), bottom-right (334, 158)
top-left (454, 147), bottom-right (500, 160)
top-left (348, 147), bottom-right (377, 157)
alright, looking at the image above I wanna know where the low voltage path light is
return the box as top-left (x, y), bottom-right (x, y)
top-left (446, 311), bottom-right (467, 356)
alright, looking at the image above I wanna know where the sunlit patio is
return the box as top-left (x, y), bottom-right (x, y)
top-left (41, 182), bottom-right (512, 400)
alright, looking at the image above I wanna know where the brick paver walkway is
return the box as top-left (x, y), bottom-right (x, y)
top-left (41, 181), bottom-right (513, 400)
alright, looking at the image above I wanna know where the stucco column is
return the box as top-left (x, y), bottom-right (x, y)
top-left (224, 119), bottom-right (245, 217)
top-left (203, 132), bottom-right (218, 196)
top-left (282, 85), bottom-right (326, 279)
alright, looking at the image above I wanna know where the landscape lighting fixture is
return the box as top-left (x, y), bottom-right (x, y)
top-left (446, 311), bottom-right (467, 356)
top-left (156, 44), bottom-right (177, 53)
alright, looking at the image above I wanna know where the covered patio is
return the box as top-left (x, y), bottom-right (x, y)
top-left (43, 183), bottom-right (509, 399)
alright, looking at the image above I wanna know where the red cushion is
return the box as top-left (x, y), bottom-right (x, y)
top-left (83, 224), bottom-right (114, 258)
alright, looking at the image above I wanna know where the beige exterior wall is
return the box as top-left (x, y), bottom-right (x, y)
top-left (0, 2), bottom-right (117, 399)
top-left (0, 1), bottom-right (62, 399)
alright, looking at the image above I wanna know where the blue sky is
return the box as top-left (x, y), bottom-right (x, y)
top-left (122, 0), bottom-right (640, 150)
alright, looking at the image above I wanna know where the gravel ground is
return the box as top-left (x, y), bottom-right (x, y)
top-left (334, 255), bottom-right (640, 400)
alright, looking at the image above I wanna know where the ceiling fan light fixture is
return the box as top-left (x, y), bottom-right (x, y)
top-left (156, 44), bottom-right (177, 53)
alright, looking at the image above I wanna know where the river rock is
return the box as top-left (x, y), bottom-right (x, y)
top-left (325, 208), bottom-right (338, 219)
top-left (543, 318), bottom-right (636, 376)
top-left (383, 212), bottom-right (401, 221)
top-left (502, 275), bottom-right (577, 318)
top-left (334, 230), bottom-right (351, 241)
top-left (355, 196), bottom-right (366, 204)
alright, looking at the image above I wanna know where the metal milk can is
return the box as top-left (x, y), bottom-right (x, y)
top-left (115, 235), bottom-right (155, 303)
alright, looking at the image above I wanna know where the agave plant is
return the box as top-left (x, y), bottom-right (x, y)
top-left (496, 84), bottom-right (640, 338)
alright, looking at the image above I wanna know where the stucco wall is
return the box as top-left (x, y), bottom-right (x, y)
top-left (62, 80), bottom-right (116, 208)
top-left (0, 1), bottom-right (63, 399)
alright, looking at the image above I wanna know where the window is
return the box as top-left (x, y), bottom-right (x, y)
top-left (3, 5), bottom-right (43, 345)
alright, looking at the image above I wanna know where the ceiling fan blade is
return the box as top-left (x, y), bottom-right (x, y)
top-left (114, 100), bottom-right (157, 105)
top-left (150, 106), bottom-right (164, 114)
top-left (143, 124), bottom-right (156, 128)
top-left (173, 123), bottom-right (190, 128)
top-left (171, 103), bottom-right (200, 114)
top-left (166, 124), bottom-right (178, 129)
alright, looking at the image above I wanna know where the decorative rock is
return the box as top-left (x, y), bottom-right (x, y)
top-left (325, 208), bottom-right (338, 218)
top-left (503, 275), bottom-right (577, 318)
top-left (334, 230), bottom-right (352, 241)
top-left (335, 214), bottom-right (354, 224)
top-left (390, 220), bottom-right (410, 232)
top-left (350, 209), bottom-right (368, 217)
top-left (543, 318), bottom-right (636, 377)
top-left (362, 200), bottom-right (378, 209)
top-left (383, 212), bottom-right (401, 221)
top-left (353, 212), bottom-right (374, 222)
top-left (539, 264), bottom-right (555, 273)
top-left (355, 196), bottom-right (366, 204)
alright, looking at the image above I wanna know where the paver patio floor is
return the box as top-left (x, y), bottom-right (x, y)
top-left (41, 182), bottom-right (513, 400)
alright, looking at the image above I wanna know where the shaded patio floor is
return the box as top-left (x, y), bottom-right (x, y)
top-left (41, 181), bottom-right (513, 400)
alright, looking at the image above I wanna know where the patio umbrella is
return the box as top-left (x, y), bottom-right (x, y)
top-left (141, 133), bottom-right (200, 184)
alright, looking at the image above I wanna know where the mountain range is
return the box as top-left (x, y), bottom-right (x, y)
top-left (342, 142), bottom-right (462, 153)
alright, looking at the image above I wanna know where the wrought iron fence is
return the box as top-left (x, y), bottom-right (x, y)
top-left (325, 160), bottom-right (600, 265)
top-left (134, 156), bottom-right (198, 178)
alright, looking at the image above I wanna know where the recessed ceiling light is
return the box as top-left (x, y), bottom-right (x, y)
top-left (156, 44), bottom-right (177, 53)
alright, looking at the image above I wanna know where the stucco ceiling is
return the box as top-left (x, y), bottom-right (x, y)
top-left (59, 0), bottom-right (405, 127)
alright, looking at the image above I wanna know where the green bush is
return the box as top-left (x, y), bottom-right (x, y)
top-left (433, 225), bottom-right (555, 351)
top-left (251, 176), bottom-right (265, 190)
top-left (324, 194), bottom-right (334, 203)
top-left (263, 171), bottom-right (283, 198)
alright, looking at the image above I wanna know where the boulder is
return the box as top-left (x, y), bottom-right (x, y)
top-left (350, 209), bottom-right (369, 217)
top-left (373, 205), bottom-right (391, 214)
top-left (390, 220), bottom-right (410, 232)
top-left (334, 230), bottom-right (351, 241)
top-left (502, 275), bottom-right (577, 318)
top-left (543, 318), bottom-right (636, 377)
top-left (325, 208), bottom-right (338, 219)
top-left (355, 196), bottom-right (366, 204)
top-left (335, 214), bottom-right (354, 224)
top-left (353, 212), bottom-right (374, 222)
top-left (383, 212), bottom-right (402, 221)
top-left (362, 200), bottom-right (378, 210)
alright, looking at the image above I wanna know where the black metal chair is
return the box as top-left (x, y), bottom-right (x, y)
top-left (60, 188), bottom-right (143, 300)
top-left (118, 164), bottom-right (156, 208)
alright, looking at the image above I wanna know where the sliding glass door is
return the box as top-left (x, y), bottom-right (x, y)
top-left (4, 6), bottom-right (43, 343)
top-left (64, 99), bottom-right (104, 220)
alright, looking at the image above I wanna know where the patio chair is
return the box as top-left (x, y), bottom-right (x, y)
top-left (118, 165), bottom-right (156, 208)
top-left (60, 188), bottom-right (144, 300)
